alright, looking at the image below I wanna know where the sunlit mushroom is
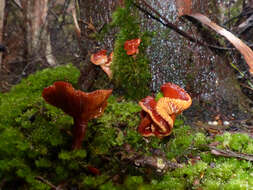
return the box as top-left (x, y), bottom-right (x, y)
top-left (124, 38), bottom-right (141, 56)
top-left (42, 81), bottom-right (112, 149)
top-left (138, 82), bottom-right (192, 138)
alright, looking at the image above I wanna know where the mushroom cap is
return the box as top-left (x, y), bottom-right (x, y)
top-left (42, 81), bottom-right (112, 121)
top-left (156, 83), bottom-right (192, 122)
top-left (124, 38), bottom-right (141, 55)
top-left (160, 82), bottom-right (190, 101)
top-left (90, 49), bottom-right (108, 65)
top-left (100, 51), bottom-right (113, 79)
top-left (138, 96), bottom-right (172, 137)
top-left (90, 50), bottom-right (113, 79)
top-left (138, 82), bottom-right (192, 138)
top-left (138, 110), bottom-right (155, 137)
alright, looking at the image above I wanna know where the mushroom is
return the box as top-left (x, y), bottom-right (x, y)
top-left (138, 96), bottom-right (173, 138)
top-left (124, 38), bottom-right (141, 56)
top-left (42, 81), bottom-right (112, 149)
top-left (138, 83), bottom-right (192, 138)
top-left (90, 50), bottom-right (113, 79)
top-left (90, 49), bottom-right (108, 66)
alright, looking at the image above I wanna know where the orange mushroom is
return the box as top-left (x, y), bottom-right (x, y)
top-left (138, 96), bottom-right (173, 138)
top-left (90, 50), bottom-right (113, 79)
top-left (138, 82), bottom-right (192, 138)
top-left (90, 49), bottom-right (108, 65)
top-left (42, 81), bottom-right (112, 149)
top-left (124, 38), bottom-right (141, 55)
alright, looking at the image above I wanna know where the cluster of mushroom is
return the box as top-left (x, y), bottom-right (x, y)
top-left (138, 82), bottom-right (192, 138)
top-left (42, 81), bottom-right (112, 149)
top-left (41, 38), bottom-right (143, 149)
top-left (90, 38), bottom-right (141, 79)
top-left (42, 38), bottom-right (190, 151)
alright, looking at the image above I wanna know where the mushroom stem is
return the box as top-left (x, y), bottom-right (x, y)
top-left (72, 118), bottom-right (88, 150)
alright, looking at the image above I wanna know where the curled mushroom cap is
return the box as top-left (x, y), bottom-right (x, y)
top-left (42, 81), bottom-right (112, 149)
top-left (124, 38), bottom-right (141, 55)
top-left (138, 96), bottom-right (173, 137)
top-left (156, 83), bottom-right (192, 124)
top-left (138, 82), bottom-right (191, 138)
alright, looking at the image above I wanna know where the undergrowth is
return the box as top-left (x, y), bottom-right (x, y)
top-left (1, 64), bottom-right (253, 189)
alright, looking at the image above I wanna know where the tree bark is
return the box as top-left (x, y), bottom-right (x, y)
top-left (140, 0), bottom-right (252, 122)
top-left (78, 0), bottom-right (122, 91)
top-left (0, 0), bottom-right (5, 68)
top-left (22, 0), bottom-right (56, 66)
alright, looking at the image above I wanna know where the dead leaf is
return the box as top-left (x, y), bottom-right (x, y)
top-left (175, 0), bottom-right (253, 75)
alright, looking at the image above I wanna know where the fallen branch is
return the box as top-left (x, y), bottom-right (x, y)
top-left (35, 176), bottom-right (57, 189)
top-left (209, 146), bottom-right (253, 162)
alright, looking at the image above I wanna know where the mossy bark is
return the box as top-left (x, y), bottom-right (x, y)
top-left (78, 0), bottom-right (122, 91)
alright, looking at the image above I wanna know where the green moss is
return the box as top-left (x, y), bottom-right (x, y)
top-left (2, 64), bottom-right (253, 189)
top-left (0, 64), bottom-right (80, 189)
top-left (215, 132), bottom-right (253, 154)
top-left (111, 0), bottom-right (152, 100)
top-left (166, 125), bottom-right (194, 159)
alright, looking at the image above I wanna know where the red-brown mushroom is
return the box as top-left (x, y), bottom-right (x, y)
top-left (138, 83), bottom-right (192, 138)
top-left (90, 49), bottom-right (108, 65)
top-left (42, 81), bottom-right (112, 149)
top-left (90, 50), bottom-right (113, 79)
top-left (124, 38), bottom-right (141, 55)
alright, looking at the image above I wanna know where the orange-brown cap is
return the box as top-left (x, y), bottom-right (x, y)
top-left (42, 81), bottom-right (112, 149)
top-left (90, 50), bottom-right (113, 79)
top-left (138, 82), bottom-right (192, 138)
top-left (90, 49), bottom-right (108, 66)
top-left (138, 96), bottom-right (172, 137)
top-left (124, 38), bottom-right (141, 55)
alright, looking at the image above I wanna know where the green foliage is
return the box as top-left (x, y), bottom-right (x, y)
top-left (0, 64), bottom-right (80, 189)
top-left (111, 0), bottom-right (152, 100)
top-left (0, 64), bottom-right (148, 189)
top-left (155, 92), bottom-right (164, 102)
top-left (2, 64), bottom-right (253, 189)
top-left (86, 95), bottom-right (145, 155)
top-left (166, 125), bottom-right (194, 159)
top-left (215, 132), bottom-right (253, 154)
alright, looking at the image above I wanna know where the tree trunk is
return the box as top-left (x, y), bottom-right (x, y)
top-left (141, 0), bottom-right (252, 122)
top-left (78, 0), bottom-right (122, 91)
top-left (23, 0), bottom-right (56, 67)
top-left (0, 0), bottom-right (5, 68)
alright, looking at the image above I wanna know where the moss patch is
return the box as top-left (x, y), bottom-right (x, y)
top-left (111, 0), bottom-right (152, 100)
top-left (1, 64), bottom-right (253, 189)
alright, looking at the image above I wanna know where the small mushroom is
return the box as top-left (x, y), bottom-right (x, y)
top-left (124, 38), bottom-right (141, 56)
top-left (156, 83), bottom-right (192, 124)
top-left (138, 96), bottom-right (173, 138)
top-left (42, 81), bottom-right (112, 149)
top-left (90, 49), bottom-right (108, 65)
top-left (138, 83), bottom-right (192, 138)
top-left (91, 50), bottom-right (113, 79)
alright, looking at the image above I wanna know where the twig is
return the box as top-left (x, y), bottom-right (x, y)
top-left (133, 0), bottom-right (233, 51)
top-left (35, 176), bottom-right (57, 189)
top-left (209, 146), bottom-right (253, 161)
